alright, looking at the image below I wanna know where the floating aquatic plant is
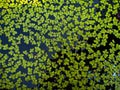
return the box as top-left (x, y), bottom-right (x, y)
top-left (0, 0), bottom-right (120, 90)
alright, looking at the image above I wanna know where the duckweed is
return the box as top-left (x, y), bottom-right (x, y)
top-left (0, 0), bottom-right (120, 90)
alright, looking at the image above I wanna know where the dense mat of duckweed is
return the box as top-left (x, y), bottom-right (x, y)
top-left (0, 0), bottom-right (120, 89)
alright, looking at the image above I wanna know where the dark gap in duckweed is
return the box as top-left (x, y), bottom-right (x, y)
top-left (12, 87), bottom-right (17, 90)
top-left (0, 8), bottom-right (8, 17)
top-left (74, 3), bottom-right (80, 7)
top-left (115, 50), bottom-right (120, 56)
top-left (99, 5), bottom-right (108, 18)
top-left (0, 74), bottom-right (2, 79)
top-left (0, 88), bottom-right (9, 90)
top-left (107, 0), bottom-right (114, 5)
top-left (58, 18), bottom-right (62, 23)
top-left (84, 54), bottom-right (93, 66)
top-left (67, 19), bottom-right (75, 25)
top-left (16, 65), bottom-right (27, 73)
top-left (97, 79), bottom-right (104, 85)
top-left (30, 19), bottom-right (38, 25)
top-left (40, 43), bottom-right (49, 52)
top-left (92, 45), bottom-right (110, 53)
top-left (60, 71), bottom-right (68, 81)
top-left (24, 54), bottom-right (34, 62)
top-left (65, 83), bottom-right (73, 90)
top-left (18, 39), bottom-right (34, 53)
top-left (52, 30), bottom-right (58, 32)
top-left (0, 49), bottom-right (9, 55)
top-left (57, 42), bottom-right (62, 48)
top-left (77, 16), bottom-right (81, 22)
top-left (61, 32), bottom-right (68, 38)
top-left (5, 55), bottom-right (13, 65)
top-left (116, 13), bottom-right (120, 21)
top-left (47, 51), bottom-right (56, 60)
top-left (60, 3), bottom-right (67, 10)
top-left (45, 29), bottom-right (59, 39)
top-left (95, 7), bottom-right (100, 13)
top-left (112, 25), bottom-right (118, 30)
top-left (108, 33), bottom-right (120, 44)
top-left (101, 10), bottom-right (107, 19)
top-left (15, 25), bottom-right (29, 36)
top-left (43, 69), bottom-right (49, 75)
top-left (78, 47), bottom-right (89, 54)
top-left (50, 66), bottom-right (56, 72)
top-left (28, 27), bottom-right (39, 33)
top-left (106, 84), bottom-right (115, 90)
top-left (58, 64), bottom-right (70, 71)
top-left (92, 34), bottom-right (120, 53)
top-left (52, 86), bottom-right (58, 90)
top-left (50, 53), bottom-right (71, 70)
top-left (1, 24), bottom-right (5, 29)
top-left (25, 9), bottom-right (29, 13)
top-left (94, 0), bottom-right (100, 4)
top-left (53, 3), bottom-right (60, 7)
top-left (48, 14), bottom-right (55, 20)
top-left (50, 51), bottom-right (62, 62)
top-left (87, 37), bottom-right (95, 45)
top-left (70, 48), bottom-right (77, 54)
top-left (0, 34), bottom-right (11, 46)
top-left (86, 79), bottom-right (91, 87)
top-left (12, 78), bottom-right (18, 85)
top-left (78, 34), bottom-right (83, 41)
top-left (0, 8), bottom-right (3, 13)
top-left (54, 9), bottom-right (60, 12)
top-left (51, 47), bottom-right (89, 70)
top-left (22, 78), bottom-right (36, 88)
top-left (45, 77), bottom-right (57, 83)
top-left (99, 67), bottom-right (108, 76)
top-left (85, 58), bottom-right (97, 72)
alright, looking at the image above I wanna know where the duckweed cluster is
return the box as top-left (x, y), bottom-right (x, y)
top-left (0, 0), bottom-right (120, 90)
